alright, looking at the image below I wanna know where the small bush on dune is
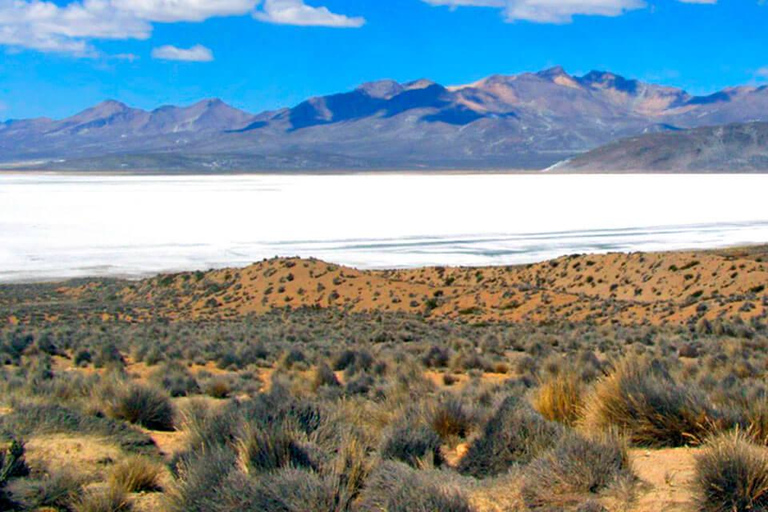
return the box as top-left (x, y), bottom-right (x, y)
top-left (108, 456), bottom-right (164, 493)
top-left (358, 461), bottom-right (473, 512)
top-left (458, 396), bottom-right (562, 478)
top-left (380, 424), bottom-right (443, 468)
top-left (521, 432), bottom-right (634, 510)
top-left (693, 431), bottom-right (768, 512)
top-left (103, 382), bottom-right (175, 431)
top-left (532, 372), bottom-right (585, 426)
top-left (582, 358), bottom-right (715, 447)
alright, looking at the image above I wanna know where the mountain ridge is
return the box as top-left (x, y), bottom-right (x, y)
top-left (4, 67), bottom-right (768, 171)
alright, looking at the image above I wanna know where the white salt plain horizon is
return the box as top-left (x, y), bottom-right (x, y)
top-left (1, 172), bottom-right (768, 283)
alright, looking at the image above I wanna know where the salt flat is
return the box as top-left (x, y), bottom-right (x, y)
top-left (1, 173), bottom-right (767, 282)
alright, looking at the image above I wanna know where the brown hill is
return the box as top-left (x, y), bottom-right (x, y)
top-left (82, 247), bottom-right (768, 327)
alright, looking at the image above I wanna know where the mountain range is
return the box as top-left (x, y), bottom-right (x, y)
top-left (3, 67), bottom-right (768, 171)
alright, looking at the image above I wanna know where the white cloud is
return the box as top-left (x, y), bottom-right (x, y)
top-left (254, 0), bottom-right (365, 27)
top-left (0, 0), bottom-right (363, 56)
top-left (423, 0), bottom-right (718, 23)
top-left (0, 0), bottom-right (150, 55)
top-left (112, 0), bottom-right (259, 23)
top-left (505, 0), bottom-right (645, 23)
top-left (422, 0), bottom-right (505, 6)
top-left (152, 43), bottom-right (213, 61)
top-left (756, 67), bottom-right (768, 79)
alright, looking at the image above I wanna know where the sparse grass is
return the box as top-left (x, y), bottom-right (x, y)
top-left (693, 431), bottom-right (768, 512)
top-left (0, 403), bottom-right (155, 454)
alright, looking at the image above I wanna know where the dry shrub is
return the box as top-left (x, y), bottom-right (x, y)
top-left (521, 432), bottom-right (634, 510)
top-left (693, 431), bottom-right (768, 512)
top-left (582, 358), bottom-right (715, 447)
top-left (108, 456), bottom-right (164, 493)
top-left (430, 397), bottom-right (474, 441)
top-left (532, 373), bottom-right (585, 426)
top-left (359, 461), bottom-right (473, 512)
top-left (457, 396), bottom-right (562, 478)
top-left (380, 424), bottom-right (443, 468)
top-left (312, 362), bottom-right (340, 390)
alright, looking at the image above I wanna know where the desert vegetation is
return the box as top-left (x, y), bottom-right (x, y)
top-left (0, 250), bottom-right (766, 511)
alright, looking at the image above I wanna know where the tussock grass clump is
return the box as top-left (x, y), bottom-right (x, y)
top-left (693, 431), bottom-right (768, 512)
top-left (582, 358), bottom-right (715, 447)
top-left (532, 373), bottom-right (585, 426)
top-left (236, 425), bottom-right (317, 475)
top-left (108, 456), bottom-right (164, 493)
top-left (458, 396), bottom-right (562, 478)
top-left (103, 382), bottom-right (175, 431)
top-left (521, 432), bottom-right (634, 510)
top-left (11, 470), bottom-right (84, 510)
top-left (359, 461), bottom-right (473, 512)
top-left (73, 486), bottom-right (132, 512)
top-left (380, 424), bottom-right (443, 468)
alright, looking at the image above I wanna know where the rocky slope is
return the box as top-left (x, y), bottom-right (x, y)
top-left (555, 122), bottom-right (768, 172)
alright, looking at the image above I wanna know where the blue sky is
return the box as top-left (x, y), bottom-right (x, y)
top-left (1, 0), bottom-right (767, 120)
